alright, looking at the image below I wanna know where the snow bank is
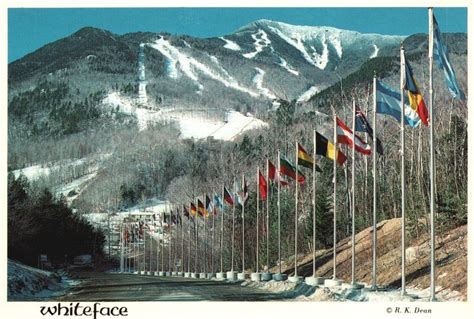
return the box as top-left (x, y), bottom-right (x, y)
top-left (370, 44), bottom-right (379, 59)
top-left (8, 259), bottom-right (65, 300)
top-left (252, 67), bottom-right (277, 99)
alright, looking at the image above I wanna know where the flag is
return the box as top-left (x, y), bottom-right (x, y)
top-left (205, 195), bottom-right (212, 217)
top-left (258, 169), bottom-right (268, 201)
top-left (279, 155), bottom-right (305, 184)
top-left (268, 159), bottom-right (289, 187)
top-left (402, 51), bottom-right (429, 126)
top-left (297, 143), bottom-right (323, 172)
top-left (336, 117), bottom-right (371, 155)
top-left (376, 79), bottom-right (421, 128)
top-left (214, 194), bottom-right (223, 215)
top-left (223, 186), bottom-right (235, 206)
top-left (190, 202), bottom-right (197, 217)
top-left (236, 178), bottom-right (249, 205)
top-left (183, 205), bottom-right (190, 219)
top-left (433, 15), bottom-right (465, 100)
top-left (315, 131), bottom-right (347, 165)
top-left (355, 107), bottom-right (384, 155)
top-left (197, 199), bottom-right (206, 217)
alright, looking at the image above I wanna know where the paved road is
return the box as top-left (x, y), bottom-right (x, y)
top-left (60, 272), bottom-right (289, 301)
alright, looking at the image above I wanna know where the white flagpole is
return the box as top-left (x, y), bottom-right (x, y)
top-left (195, 200), bottom-right (198, 274)
top-left (204, 196), bottom-right (207, 274)
top-left (242, 174), bottom-right (246, 275)
top-left (372, 73), bottom-right (378, 290)
top-left (221, 185), bottom-right (225, 274)
top-left (212, 194), bottom-right (215, 274)
top-left (277, 150), bottom-right (282, 274)
top-left (428, 7), bottom-right (436, 301)
top-left (266, 159), bottom-right (270, 273)
top-left (161, 212), bottom-right (164, 273)
top-left (231, 179), bottom-right (236, 272)
top-left (188, 207), bottom-right (191, 273)
top-left (312, 130), bottom-right (317, 277)
top-left (400, 44), bottom-right (407, 296)
top-left (294, 140), bottom-right (299, 277)
top-left (351, 99), bottom-right (356, 285)
top-left (333, 111), bottom-right (338, 280)
top-left (181, 205), bottom-right (184, 273)
top-left (256, 167), bottom-right (260, 273)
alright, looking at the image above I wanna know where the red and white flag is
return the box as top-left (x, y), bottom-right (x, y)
top-left (336, 117), bottom-right (371, 155)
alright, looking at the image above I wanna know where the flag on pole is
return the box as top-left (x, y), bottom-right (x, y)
top-left (268, 159), bottom-right (289, 186)
top-left (190, 202), bottom-right (197, 217)
top-left (197, 199), bottom-right (206, 217)
top-left (214, 193), bottom-right (223, 215)
top-left (279, 155), bottom-right (305, 184)
top-left (402, 51), bottom-right (429, 126)
top-left (236, 178), bottom-right (249, 205)
top-left (336, 117), bottom-right (372, 155)
top-left (298, 143), bottom-right (323, 172)
top-left (183, 205), bottom-right (190, 219)
top-left (315, 131), bottom-right (347, 165)
top-left (205, 195), bottom-right (213, 217)
top-left (258, 170), bottom-right (268, 201)
top-left (376, 79), bottom-right (421, 128)
top-left (223, 187), bottom-right (235, 206)
top-left (355, 107), bottom-right (384, 155)
top-left (433, 15), bottom-right (465, 100)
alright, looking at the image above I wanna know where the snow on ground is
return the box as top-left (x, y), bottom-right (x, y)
top-left (310, 33), bottom-right (329, 70)
top-left (277, 57), bottom-right (299, 76)
top-left (12, 157), bottom-right (90, 182)
top-left (55, 171), bottom-right (98, 204)
top-left (297, 85), bottom-right (322, 103)
top-left (8, 259), bottom-right (70, 300)
top-left (150, 38), bottom-right (259, 98)
top-left (370, 44), bottom-right (379, 59)
top-left (327, 31), bottom-right (343, 59)
top-left (244, 279), bottom-right (463, 302)
top-left (252, 67), bottom-right (277, 99)
top-left (219, 37), bottom-right (241, 51)
top-left (242, 29), bottom-right (272, 59)
top-left (212, 111), bottom-right (268, 140)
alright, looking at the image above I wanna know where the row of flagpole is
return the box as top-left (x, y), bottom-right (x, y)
top-left (116, 8), bottom-right (463, 301)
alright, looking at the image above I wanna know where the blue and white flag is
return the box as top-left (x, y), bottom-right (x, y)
top-left (433, 15), bottom-right (465, 100)
top-left (375, 79), bottom-right (421, 128)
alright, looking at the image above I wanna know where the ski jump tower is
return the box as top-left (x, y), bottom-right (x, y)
top-left (137, 43), bottom-right (148, 106)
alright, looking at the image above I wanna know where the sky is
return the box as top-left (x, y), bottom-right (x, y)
top-left (8, 7), bottom-right (467, 62)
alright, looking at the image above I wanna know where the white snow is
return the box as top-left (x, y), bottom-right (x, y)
top-left (370, 44), bottom-right (379, 59)
top-left (297, 85), bottom-right (322, 103)
top-left (242, 29), bottom-right (272, 59)
top-left (252, 67), bottom-right (277, 99)
top-left (277, 57), bottom-right (299, 76)
top-left (55, 171), bottom-right (98, 204)
top-left (310, 33), bottom-right (329, 70)
top-left (12, 164), bottom-right (52, 181)
top-left (219, 37), bottom-right (241, 51)
top-left (177, 110), bottom-right (268, 141)
top-left (150, 38), bottom-right (260, 98)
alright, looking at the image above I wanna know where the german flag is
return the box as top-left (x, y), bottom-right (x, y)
top-left (279, 156), bottom-right (305, 184)
top-left (197, 199), bottom-right (206, 217)
top-left (297, 143), bottom-right (322, 172)
top-left (315, 131), bottom-right (347, 165)
top-left (190, 202), bottom-right (197, 217)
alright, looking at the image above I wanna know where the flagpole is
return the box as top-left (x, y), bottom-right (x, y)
top-left (428, 7), bottom-right (436, 302)
top-left (332, 111), bottom-right (338, 280)
top-left (312, 130), bottom-right (317, 277)
top-left (195, 200), bottom-right (198, 274)
top-left (266, 159), bottom-right (270, 273)
top-left (188, 208), bottom-right (191, 273)
top-left (372, 72), bottom-right (378, 290)
top-left (221, 185), bottom-right (225, 274)
top-left (181, 205), bottom-right (184, 273)
top-left (242, 173), bottom-right (246, 275)
top-left (232, 179), bottom-right (236, 272)
top-left (351, 99), bottom-right (356, 285)
top-left (400, 44), bottom-right (406, 296)
top-left (277, 150), bottom-right (282, 274)
top-left (156, 223), bottom-right (159, 274)
top-left (204, 196), bottom-right (207, 275)
top-left (212, 193), bottom-right (215, 274)
top-left (161, 212), bottom-right (164, 274)
top-left (256, 167), bottom-right (260, 274)
top-left (294, 140), bottom-right (299, 278)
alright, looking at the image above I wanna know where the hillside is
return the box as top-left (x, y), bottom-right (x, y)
top-left (272, 218), bottom-right (467, 301)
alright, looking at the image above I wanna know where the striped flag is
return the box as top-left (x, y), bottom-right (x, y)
top-left (336, 117), bottom-right (371, 155)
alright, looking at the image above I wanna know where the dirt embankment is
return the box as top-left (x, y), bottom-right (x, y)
top-left (272, 218), bottom-right (467, 300)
